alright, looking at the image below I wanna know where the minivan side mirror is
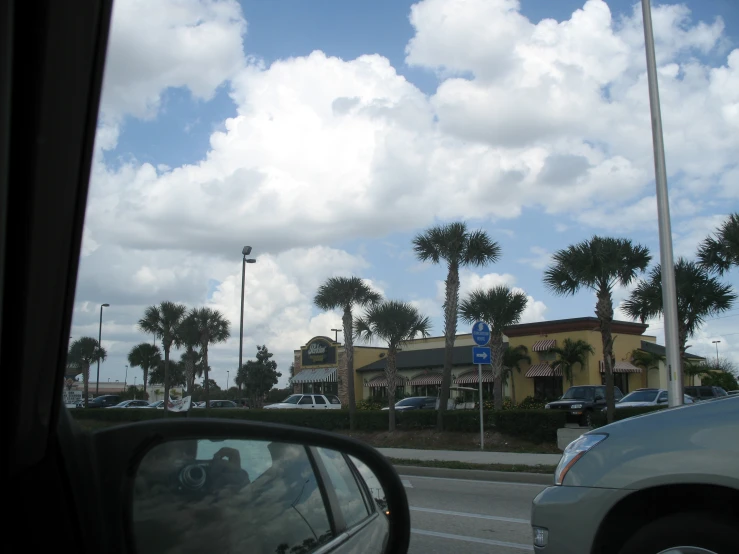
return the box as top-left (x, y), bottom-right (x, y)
top-left (87, 417), bottom-right (411, 554)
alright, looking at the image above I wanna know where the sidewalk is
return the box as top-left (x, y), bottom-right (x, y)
top-left (377, 447), bottom-right (562, 466)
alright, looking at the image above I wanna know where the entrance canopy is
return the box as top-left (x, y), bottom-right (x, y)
top-left (291, 367), bottom-right (337, 384)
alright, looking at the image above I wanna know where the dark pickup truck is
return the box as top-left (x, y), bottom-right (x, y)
top-left (545, 385), bottom-right (623, 426)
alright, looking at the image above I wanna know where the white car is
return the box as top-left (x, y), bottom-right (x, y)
top-left (263, 394), bottom-right (342, 409)
top-left (105, 399), bottom-right (152, 409)
top-left (616, 388), bottom-right (693, 408)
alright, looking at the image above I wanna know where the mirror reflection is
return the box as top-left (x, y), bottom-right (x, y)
top-left (132, 439), bottom-right (389, 554)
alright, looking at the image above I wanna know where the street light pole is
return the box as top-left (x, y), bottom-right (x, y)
top-left (641, 0), bottom-right (682, 407)
top-left (227, 370), bottom-right (230, 391)
top-left (331, 328), bottom-right (342, 342)
top-left (712, 340), bottom-right (721, 367)
top-left (124, 365), bottom-right (128, 392)
top-left (239, 246), bottom-right (256, 388)
top-left (96, 303), bottom-right (110, 395)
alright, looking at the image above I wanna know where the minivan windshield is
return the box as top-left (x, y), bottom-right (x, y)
top-left (561, 387), bottom-right (595, 401)
top-left (620, 390), bottom-right (659, 403)
top-left (282, 395), bottom-right (301, 404)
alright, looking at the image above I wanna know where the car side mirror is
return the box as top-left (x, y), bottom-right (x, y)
top-left (89, 419), bottom-right (410, 554)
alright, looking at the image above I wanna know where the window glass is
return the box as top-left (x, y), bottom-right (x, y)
top-left (314, 396), bottom-right (326, 404)
top-left (298, 396), bottom-right (314, 405)
top-left (283, 395), bottom-right (301, 404)
top-left (316, 448), bottom-right (370, 528)
top-left (327, 395), bottom-right (341, 405)
top-left (657, 391), bottom-right (668, 402)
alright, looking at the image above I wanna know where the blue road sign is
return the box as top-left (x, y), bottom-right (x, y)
top-left (471, 321), bottom-right (491, 346)
top-left (472, 346), bottom-right (491, 365)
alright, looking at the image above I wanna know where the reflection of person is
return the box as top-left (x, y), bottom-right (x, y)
top-left (208, 447), bottom-right (250, 491)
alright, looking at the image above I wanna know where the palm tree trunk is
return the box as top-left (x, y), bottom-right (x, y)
top-left (163, 344), bottom-right (171, 418)
top-left (143, 368), bottom-right (148, 396)
top-left (386, 348), bottom-right (397, 432)
top-left (511, 371), bottom-right (517, 406)
top-left (83, 362), bottom-right (90, 408)
top-left (438, 262), bottom-right (460, 430)
top-left (596, 291), bottom-right (616, 423)
top-left (343, 308), bottom-right (357, 431)
top-left (203, 344), bottom-right (210, 416)
top-left (491, 332), bottom-right (505, 410)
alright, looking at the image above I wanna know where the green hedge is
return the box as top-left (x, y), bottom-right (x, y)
top-left (590, 405), bottom-right (666, 428)
top-left (71, 407), bottom-right (568, 442)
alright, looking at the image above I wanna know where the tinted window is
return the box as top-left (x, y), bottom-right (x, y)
top-left (562, 387), bottom-right (594, 400)
top-left (715, 387), bottom-right (728, 397)
top-left (316, 448), bottom-right (370, 528)
top-left (595, 387), bottom-right (606, 400)
top-left (326, 395), bottom-right (341, 405)
top-left (396, 397), bottom-right (423, 407)
top-left (657, 391), bottom-right (668, 403)
top-left (621, 390), bottom-right (659, 403)
top-left (283, 395), bottom-right (301, 404)
top-left (298, 396), bottom-right (313, 405)
top-left (314, 396), bottom-right (326, 404)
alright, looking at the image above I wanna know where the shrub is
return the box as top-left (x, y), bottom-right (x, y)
top-left (356, 399), bottom-right (384, 411)
top-left (516, 396), bottom-right (546, 410)
top-left (490, 410), bottom-right (566, 444)
top-left (590, 405), bottom-right (667, 428)
top-left (396, 409), bottom-right (436, 430)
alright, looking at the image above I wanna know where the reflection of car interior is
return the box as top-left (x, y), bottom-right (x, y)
top-left (133, 440), bottom-right (389, 554)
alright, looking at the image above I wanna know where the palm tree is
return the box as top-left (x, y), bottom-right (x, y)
top-left (413, 222), bottom-right (501, 427)
top-left (177, 312), bottom-right (203, 396)
top-left (459, 286), bottom-right (528, 410)
top-left (138, 301), bottom-right (187, 414)
top-left (623, 258), bottom-right (736, 376)
top-left (67, 337), bottom-right (107, 408)
top-left (544, 236), bottom-right (651, 423)
top-left (190, 307), bottom-right (231, 411)
top-left (630, 349), bottom-right (663, 388)
top-left (548, 338), bottom-right (594, 387)
top-left (127, 343), bottom-right (161, 395)
top-left (314, 276), bottom-right (382, 430)
top-left (354, 301), bottom-right (431, 431)
top-left (502, 345), bottom-right (531, 406)
top-left (697, 212), bottom-right (738, 275)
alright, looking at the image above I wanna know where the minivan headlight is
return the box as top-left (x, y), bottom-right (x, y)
top-left (554, 434), bottom-right (607, 485)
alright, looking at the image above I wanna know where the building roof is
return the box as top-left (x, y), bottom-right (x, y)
top-left (640, 340), bottom-right (704, 360)
top-left (504, 317), bottom-right (649, 337)
top-left (357, 345), bottom-right (487, 372)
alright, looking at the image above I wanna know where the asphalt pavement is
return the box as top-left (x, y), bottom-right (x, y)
top-left (400, 472), bottom-right (547, 553)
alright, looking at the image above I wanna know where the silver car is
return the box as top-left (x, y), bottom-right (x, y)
top-left (615, 387), bottom-right (693, 408)
top-left (531, 397), bottom-right (739, 553)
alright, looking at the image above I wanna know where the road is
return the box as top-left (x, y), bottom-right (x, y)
top-left (401, 473), bottom-right (547, 553)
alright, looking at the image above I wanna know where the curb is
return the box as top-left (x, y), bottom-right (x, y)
top-left (394, 464), bottom-right (554, 485)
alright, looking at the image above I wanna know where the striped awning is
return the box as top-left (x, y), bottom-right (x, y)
top-left (532, 339), bottom-right (556, 352)
top-left (290, 367), bottom-right (337, 384)
top-left (408, 372), bottom-right (443, 386)
top-left (365, 375), bottom-right (407, 388)
top-left (455, 370), bottom-right (495, 384)
top-left (600, 361), bottom-right (642, 374)
top-left (525, 363), bottom-right (562, 378)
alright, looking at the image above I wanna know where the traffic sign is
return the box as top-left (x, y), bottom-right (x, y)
top-left (471, 321), bottom-right (491, 346)
top-left (472, 346), bottom-right (491, 364)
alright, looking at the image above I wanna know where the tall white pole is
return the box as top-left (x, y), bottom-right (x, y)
top-left (478, 363), bottom-right (484, 450)
top-left (641, 0), bottom-right (683, 407)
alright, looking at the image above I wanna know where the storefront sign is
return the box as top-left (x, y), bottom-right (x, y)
top-left (302, 337), bottom-right (337, 366)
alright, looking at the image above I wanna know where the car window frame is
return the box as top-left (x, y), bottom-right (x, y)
top-left (298, 395), bottom-right (313, 405)
top-left (314, 395), bottom-right (327, 405)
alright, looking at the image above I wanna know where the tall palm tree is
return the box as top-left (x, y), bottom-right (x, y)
top-left (138, 301), bottom-right (187, 414)
top-left (413, 222), bottom-right (501, 427)
top-left (459, 286), bottom-right (528, 410)
top-left (502, 345), bottom-right (531, 406)
top-left (190, 307), bottom-right (231, 411)
top-left (127, 343), bottom-right (161, 395)
top-left (354, 301), bottom-right (431, 431)
top-left (544, 236), bottom-right (651, 423)
top-left (314, 276), bottom-right (382, 430)
top-left (67, 337), bottom-right (107, 408)
top-left (630, 349), bottom-right (663, 388)
top-left (177, 312), bottom-right (203, 396)
top-left (697, 212), bottom-right (738, 275)
top-left (548, 338), bottom-right (594, 387)
top-left (623, 258), bottom-right (736, 376)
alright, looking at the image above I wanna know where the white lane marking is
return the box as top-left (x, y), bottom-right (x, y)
top-left (411, 528), bottom-right (534, 551)
top-left (401, 479), bottom-right (413, 488)
top-left (399, 474), bottom-right (548, 488)
top-left (410, 506), bottom-right (529, 525)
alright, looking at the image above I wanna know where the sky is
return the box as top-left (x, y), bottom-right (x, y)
top-left (71, 0), bottom-right (739, 390)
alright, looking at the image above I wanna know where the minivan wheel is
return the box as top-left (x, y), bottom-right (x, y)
top-left (617, 512), bottom-right (735, 554)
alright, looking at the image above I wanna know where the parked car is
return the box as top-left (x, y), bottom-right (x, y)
top-left (381, 396), bottom-right (437, 412)
top-left (545, 385), bottom-right (623, 426)
top-left (192, 400), bottom-right (239, 409)
top-left (87, 395), bottom-right (122, 408)
top-left (530, 396), bottom-right (739, 553)
top-left (616, 388), bottom-right (694, 408)
top-left (147, 400), bottom-right (164, 409)
top-left (728, 390), bottom-right (739, 396)
top-left (263, 394), bottom-right (342, 409)
top-left (684, 385), bottom-right (729, 401)
top-left (106, 400), bottom-right (152, 409)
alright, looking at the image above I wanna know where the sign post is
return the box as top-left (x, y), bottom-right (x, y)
top-left (472, 322), bottom-right (491, 451)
